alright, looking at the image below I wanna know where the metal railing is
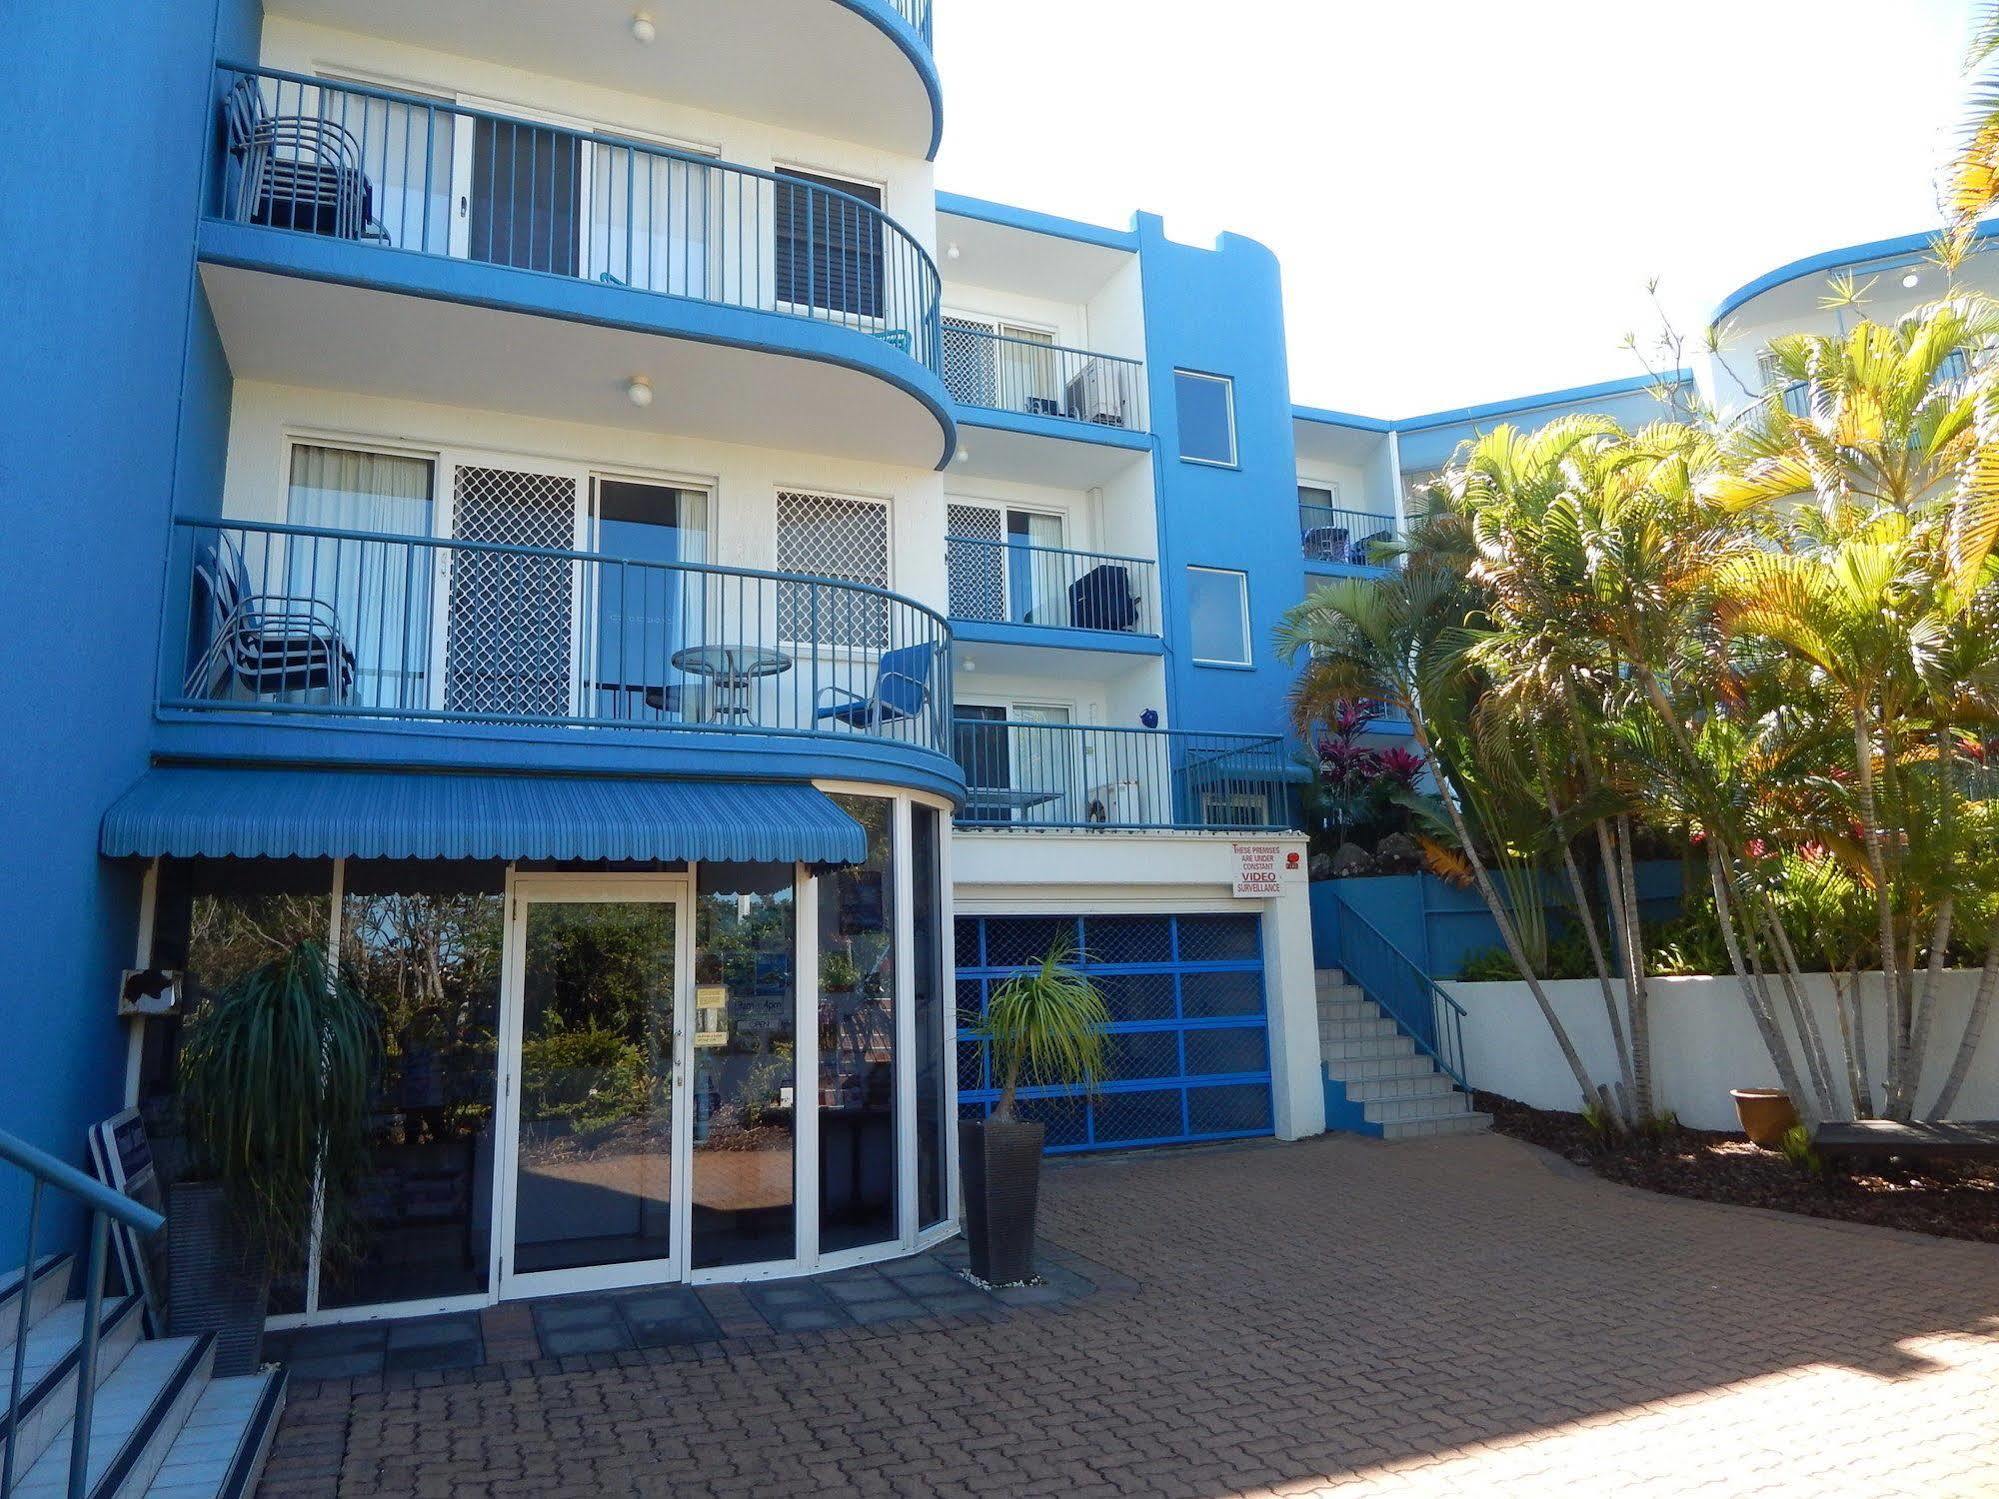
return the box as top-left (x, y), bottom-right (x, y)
top-left (2, 1127), bottom-right (165, 1499)
top-left (1299, 502), bottom-right (1399, 567)
top-left (1327, 888), bottom-right (1471, 1090)
top-left (213, 65), bottom-right (942, 378)
top-left (943, 537), bottom-right (1159, 636)
top-left (165, 517), bottom-right (955, 759)
top-left (951, 721), bottom-right (1290, 831)
top-left (885, 0), bottom-right (934, 44)
top-left (940, 324), bottom-right (1147, 432)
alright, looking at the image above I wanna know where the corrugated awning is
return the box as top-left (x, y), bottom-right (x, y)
top-left (101, 765), bottom-right (866, 865)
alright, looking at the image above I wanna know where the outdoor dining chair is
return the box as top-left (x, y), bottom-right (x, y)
top-left (223, 76), bottom-right (391, 243)
top-left (814, 642), bottom-right (935, 733)
top-left (185, 537), bottom-right (356, 704)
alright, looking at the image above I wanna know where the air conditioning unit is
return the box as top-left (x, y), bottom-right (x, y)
top-left (1064, 359), bottom-right (1127, 428)
top-left (1088, 779), bottom-right (1143, 825)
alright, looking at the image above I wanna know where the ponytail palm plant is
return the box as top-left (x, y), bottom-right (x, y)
top-left (976, 936), bottom-right (1110, 1122)
top-left (179, 940), bottom-right (380, 1275)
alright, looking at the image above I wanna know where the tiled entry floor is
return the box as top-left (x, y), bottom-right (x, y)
top-left (264, 1238), bottom-right (1128, 1384)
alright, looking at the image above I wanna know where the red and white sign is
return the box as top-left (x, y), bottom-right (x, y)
top-left (1232, 842), bottom-right (1294, 898)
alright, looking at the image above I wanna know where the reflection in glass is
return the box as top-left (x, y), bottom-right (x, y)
top-left (692, 865), bottom-right (797, 1269)
top-left (145, 858), bottom-right (335, 1315)
top-left (911, 807), bottom-right (947, 1228)
top-left (321, 862), bottom-right (502, 1308)
top-left (514, 901), bottom-right (677, 1274)
top-left (819, 797), bottom-right (897, 1253)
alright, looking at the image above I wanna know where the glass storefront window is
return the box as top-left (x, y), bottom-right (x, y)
top-left (911, 806), bottom-right (947, 1229)
top-left (321, 862), bottom-right (503, 1307)
top-left (817, 796), bottom-right (897, 1254)
top-left (692, 864), bottom-right (797, 1269)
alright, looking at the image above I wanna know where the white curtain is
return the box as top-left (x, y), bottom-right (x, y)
top-left (590, 145), bottom-right (711, 298)
top-left (286, 444), bottom-right (435, 709)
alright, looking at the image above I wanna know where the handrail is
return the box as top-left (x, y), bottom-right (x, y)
top-left (163, 516), bottom-right (956, 760)
top-left (213, 64), bottom-right (943, 378)
top-left (943, 535), bottom-right (1160, 636)
top-left (0, 1128), bottom-right (161, 1235)
top-left (1299, 502), bottom-right (1399, 566)
top-left (3, 1126), bottom-right (160, 1499)
top-left (1327, 886), bottom-right (1471, 1091)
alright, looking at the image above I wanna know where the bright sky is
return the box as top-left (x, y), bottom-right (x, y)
top-left (932, 0), bottom-right (1975, 417)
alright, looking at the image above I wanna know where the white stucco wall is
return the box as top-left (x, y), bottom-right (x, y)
top-left (1441, 972), bottom-right (1999, 1129)
top-left (954, 831), bottom-right (1323, 1141)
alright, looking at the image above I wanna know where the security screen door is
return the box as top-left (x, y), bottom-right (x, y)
top-left (442, 464), bottom-right (584, 717)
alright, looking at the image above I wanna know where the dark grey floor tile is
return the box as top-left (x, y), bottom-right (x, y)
top-left (879, 1270), bottom-right (963, 1297)
top-left (285, 1350), bottom-right (385, 1381)
top-left (759, 1305), bottom-right (850, 1332)
top-left (383, 1337), bottom-right (484, 1374)
top-left (387, 1314), bottom-right (482, 1349)
top-left (841, 1297), bottom-right (925, 1326)
top-left (533, 1295), bottom-right (624, 1331)
top-left (913, 1291), bottom-right (998, 1317)
top-left (537, 1321), bottom-right (634, 1356)
top-left (277, 1323), bottom-right (389, 1357)
top-left (620, 1289), bottom-right (720, 1348)
top-left (821, 1274), bottom-right (903, 1304)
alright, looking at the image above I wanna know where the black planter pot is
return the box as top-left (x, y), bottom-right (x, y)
top-left (167, 1181), bottom-right (270, 1376)
top-left (958, 1117), bottom-right (1046, 1284)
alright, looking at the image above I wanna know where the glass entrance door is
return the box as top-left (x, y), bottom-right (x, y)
top-left (501, 880), bottom-right (691, 1295)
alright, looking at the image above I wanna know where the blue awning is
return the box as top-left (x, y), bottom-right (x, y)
top-left (101, 766), bottom-right (866, 865)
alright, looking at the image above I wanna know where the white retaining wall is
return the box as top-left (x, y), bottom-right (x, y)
top-left (1439, 971), bottom-right (1999, 1129)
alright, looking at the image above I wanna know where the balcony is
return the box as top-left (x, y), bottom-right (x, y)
top-left (200, 67), bottom-right (951, 467)
top-left (162, 517), bottom-right (957, 785)
top-left (951, 720), bottom-right (1291, 831)
top-left (1299, 500), bottom-right (1399, 570)
top-left (944, 536), bottom-right (1160, 651)
top-left (941, 324), bottom-right (1148, 435)
top-left (261, 0), bottom-right (939, 159)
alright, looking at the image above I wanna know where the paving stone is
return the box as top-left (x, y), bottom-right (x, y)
top-left (618, 1288), bottom-right (720, 1348)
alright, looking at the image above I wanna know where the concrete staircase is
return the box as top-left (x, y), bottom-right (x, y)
top-left (0, 1251), bottom-right (284, 1499)
top-left (1317, 968), bottom-right (1490, 1140)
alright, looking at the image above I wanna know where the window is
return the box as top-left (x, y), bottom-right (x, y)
top-left (1174, 370), bottom-right (1237, 466)
top-left (775, 490), bottom-right (890, 647)
top-left (1186, 565), bottom-right (1250, 666)
top-left (774, 168), bottom-right (883, 318)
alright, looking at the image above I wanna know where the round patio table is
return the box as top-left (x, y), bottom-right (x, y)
top-left (670, 644), bottom-right (791, 724)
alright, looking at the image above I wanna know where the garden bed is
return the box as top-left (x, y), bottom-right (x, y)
top-left (1475, 1091), bottom-right (1999, 1245)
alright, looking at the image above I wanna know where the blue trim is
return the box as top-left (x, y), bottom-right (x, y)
top-left (197, 219), bottom-right (961, 470)
top-left (1303, 558), bottom-right (1393, 580)
top-left (1710, 220), bottom-right (1999, 327)
top-left (150, 715), bottom-right (968, 806)
top-left (1394, 369), bottom-right (1693, 432)
top-left (956, 407), bottom-right (1152, 452)
top-left (1292, 404), bottom-right (1394, 433)
top-left (829, 0), bottom-right (943, 160)
top-left (950, 619), bottom-right (1166, 655)
top-left (935, 192), bottom-right (1139, 252)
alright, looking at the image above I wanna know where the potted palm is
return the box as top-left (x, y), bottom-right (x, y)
top-left (959, 938), bottom-right (1109, 1285)
top-left (174, 940), bottom-right (377, 1373)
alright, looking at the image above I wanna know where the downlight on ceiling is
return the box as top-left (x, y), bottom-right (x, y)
top-left (627, 376), bottom-right (654, 408)
top-left (631, 12), bottom-right (657, 44)
top-left (1903, 272), bottom-right (1921, 289)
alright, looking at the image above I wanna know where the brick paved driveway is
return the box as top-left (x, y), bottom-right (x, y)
top-left (264, 1132), bottom-right (1999, 1497)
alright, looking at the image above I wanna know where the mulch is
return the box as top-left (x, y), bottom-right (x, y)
top-left (1475, 1091), bottom-right (1999, 1246)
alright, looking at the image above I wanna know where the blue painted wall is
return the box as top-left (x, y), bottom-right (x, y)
top-left (1134, 215), bottom-right (1303, 738)
top-left (0, 0), bottom-right (259, 1266)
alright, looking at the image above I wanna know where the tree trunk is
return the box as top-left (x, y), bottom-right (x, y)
top-left (1830, 966), bottom-right (1875, 1119)
top-left (1898, 898), bottom-right (1953, 1121)
top-left (1851, 707), bottom-right (1905, 1115)
top-left (1561, 813), bottom-right (1634, 1122)
top-left (1707, 844), bottom-right (1819, 1127)
top-left (1755, 901), bottom-right (1839, 1121)
top-left (1929, 915), bottom-right (1999, 1120)
top-left (1613, 817), bottom-right (1655, 1121)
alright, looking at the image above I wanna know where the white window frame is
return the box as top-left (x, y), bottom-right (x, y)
top-left (1174, 369), bottom-right (1238, 467)
top-left (1186, 564), bottom-right (1252, 667)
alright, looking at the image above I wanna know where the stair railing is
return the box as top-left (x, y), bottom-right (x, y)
top-left (1327, 889), bottom-right (1472, 1092)
top-left (1, 1127), bottom-right (164, 1499)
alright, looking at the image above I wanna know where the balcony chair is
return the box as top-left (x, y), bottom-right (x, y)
top-left (1302, 525), bottom-right (1347, 562)
top-left (814, 642), bottom-right (934, 732)
top-left (1068, 564), bottom-right (1140, 633)
top-left (1349, 529), bottom-right (1392, 565)
top-left (224, 76), bottom-right (391, 243)
top-left (186, 537), bottom-right (356, 703)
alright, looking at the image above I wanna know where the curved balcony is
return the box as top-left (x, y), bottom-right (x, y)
top-left (159, 517), bottom-right (959, 795)
top-left (200, 67), bottom-right (952, 468)
top-left (262, 0), bottom-right (940, 159)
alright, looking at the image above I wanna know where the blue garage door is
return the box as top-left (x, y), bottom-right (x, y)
top-left (956, 913), bottom-right (1272, 1153)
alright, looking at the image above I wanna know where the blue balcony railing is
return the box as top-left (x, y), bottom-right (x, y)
top-left (940, 323), bottom-right (1147, 432)
top-left (888, 0), bottom-right (934, 45)
top-left (951, 720), bottom-right (1290, 831)
top-left (212, 65), bottom-right (943, 378)
top-left (1299, 502), bottom-right (1399, 567)
top-left (944, 536), bottom-right (1159, 637)
top-left (165, 518), bottom-right (954, 759)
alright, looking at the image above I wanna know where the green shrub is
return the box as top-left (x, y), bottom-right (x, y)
top-left (521, 1029), bottom-right (653, 1134)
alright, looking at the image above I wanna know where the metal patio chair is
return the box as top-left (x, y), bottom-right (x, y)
top-left (185, 536), bottom-right (356, 703)
top-left (224, 76), bottom-right (391, 243)
top-left (814, 642), bottom-right (935, 732)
